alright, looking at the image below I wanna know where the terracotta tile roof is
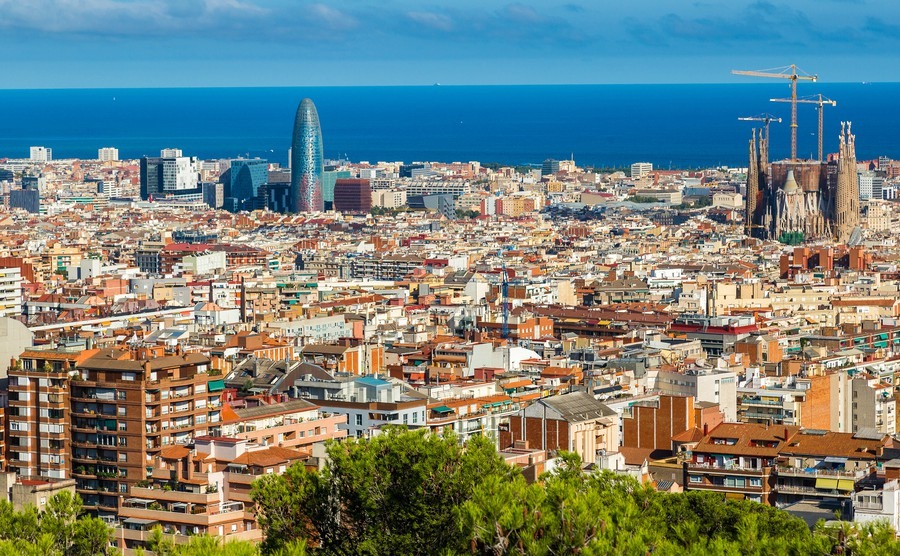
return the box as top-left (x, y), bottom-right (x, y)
top-left (672, 427), bottom-right (705, 443)
top-left (693, 423), bottom-right (801, 457)
top-left (779, 430), bottom-right (886, 460)
top-left (159, 445), bottom-right (191, 460)
top-left (230, 446), bottom-right (307, 468)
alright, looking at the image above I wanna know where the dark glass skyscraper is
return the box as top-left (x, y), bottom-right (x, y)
top-left (290, 98), bottom-right (324, 212)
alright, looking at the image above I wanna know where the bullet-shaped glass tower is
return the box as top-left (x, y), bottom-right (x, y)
top-left (290, 98), bottom-right (324, 212)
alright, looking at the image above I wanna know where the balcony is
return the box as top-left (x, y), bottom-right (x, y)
top-left (775, 467), bottom-right (867, 479)
top-left (777, 483), bottom-right (854, 498)
top-left (130, 486), bottom-right (220, 505)
top-left (739, 398), bottom-right (784, 407)
top-left (687, 462), bottom-right (768, 475)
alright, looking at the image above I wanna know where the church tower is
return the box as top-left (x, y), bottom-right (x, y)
top-left (745, 130), bottom-right (759, 237)
top-left (834, 122), bottom-right (860, 242)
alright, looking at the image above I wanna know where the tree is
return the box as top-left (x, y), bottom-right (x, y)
top-left (69, 516), bottom-right (115, 556)
top-left (253, 428), bottom-right (517, 555)
top-left (40, 490), bottom-right (81, 551)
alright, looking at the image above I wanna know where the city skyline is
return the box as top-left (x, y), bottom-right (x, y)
top-left (0, 1), bottom-right (898, 88)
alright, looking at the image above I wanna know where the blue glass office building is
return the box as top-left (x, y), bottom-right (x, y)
top-left (290, 98), bottom-right (324, 212)
top-left (230, 158), bottom-right (268, 209)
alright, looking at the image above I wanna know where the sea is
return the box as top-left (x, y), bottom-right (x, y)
top-left (0, 83), bottom-right (896, 168)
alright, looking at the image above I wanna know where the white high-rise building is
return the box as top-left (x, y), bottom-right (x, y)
top-left (859, 171), bottom-right (884, 201)
top-left (0, 267), bottom-right (23, 318)
top-left (162, 157), bottom-right (199, 192)
top-left (98, 147), bottom-right (119, 162)
top-left (29, 146), bottom-right (52, 162)
top-left (631, 162), bottom-right (652, 180)
top-left (160, 148), bottom-right (183, 158)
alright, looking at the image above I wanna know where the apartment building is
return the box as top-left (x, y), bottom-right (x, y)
top-left (7, 348), bottom-right (94, 480)
top-left (68, 346), bottom-right (225, 518)
top-left (300, 342), bottom-right (385, 376)
top-left (219, 399), bottom-right (347, 449)
top-left (652, 367), bottom-right (738, 422)
top-left (0, 267), bottom-right (22, 318)
top-left (293, 370), bottom-right (428, 438)
top-left (684, 423), bottom-right (887, 506)
top-left (500, 392), bottom-right (619, 465)
top-left (117, 435), bottom-right (307, 552)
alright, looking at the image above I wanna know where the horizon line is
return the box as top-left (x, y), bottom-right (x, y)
top-left (0, 81), bottom-right (888, 92)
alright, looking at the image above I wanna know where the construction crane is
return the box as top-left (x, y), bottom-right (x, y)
top-left (732, 65), bottom-right (817, 161)
top-left (770, 94), bottom-right (836, 162)
top-left (737, 114), bottom-right (782, 143)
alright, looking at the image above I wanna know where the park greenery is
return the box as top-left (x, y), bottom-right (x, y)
top-left (5, 429), bottom-right (900, 555)
top-left (251, 428), bottom-right (900, 555)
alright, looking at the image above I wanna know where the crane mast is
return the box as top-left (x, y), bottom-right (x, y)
top-left (732, 65), bottom-right (817, 160)
top-left (770, 94), bottom-right (836, 162)
top-left (737, 114), bottom-right (782, 144)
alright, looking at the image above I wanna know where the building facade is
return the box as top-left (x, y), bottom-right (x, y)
top-left (290, 98), bottom-right (324, 212)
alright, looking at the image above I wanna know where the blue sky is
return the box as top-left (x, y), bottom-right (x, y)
top-left (0, 0), bottom-right (895, 88)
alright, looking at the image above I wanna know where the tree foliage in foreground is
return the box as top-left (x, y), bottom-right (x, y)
top-left (252, 427), bottom-right (516, 555)
top-left (0, 491), bottom-right (114, 556)
top-left (252, 429), bottom-right (900, 556)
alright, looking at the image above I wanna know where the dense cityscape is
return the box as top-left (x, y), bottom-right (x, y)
top-left (4, 70), bottom-right (900, 553)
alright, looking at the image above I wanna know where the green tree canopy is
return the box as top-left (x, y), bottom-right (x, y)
top-left (252, 427), bottom-right (516, 555)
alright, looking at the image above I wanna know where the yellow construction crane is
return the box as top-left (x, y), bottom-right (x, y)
top-left (770, 94), bottom-right (836, 162)
top-left (737, 114), bottom-right (782, 143)
top-left (732, 65), bottom-right (817, 161)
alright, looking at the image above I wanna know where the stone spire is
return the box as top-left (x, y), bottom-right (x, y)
top-left (834, 121), bottom-right (860, 242)
top-left (745, 130), bottom-right (758, 237)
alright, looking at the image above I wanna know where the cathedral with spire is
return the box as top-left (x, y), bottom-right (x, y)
top-left (745, 122), bottom-right (860, 243)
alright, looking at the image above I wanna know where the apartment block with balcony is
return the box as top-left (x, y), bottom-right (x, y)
top-left (775, 429), bottom-right (884, 505)
top-left (850, 376), bottom-right (897, 435)
top-left (117, 436), bottom-right (308, 553)
top-left (684, 423), bottom-right (798, 505)
top-left (852, 461), bottom-right (900, 533)
top-left (293, 370), bottom-right (427, 438)
top-left (685, 423), bottom-right (888, 507)
top-left (427, 394), bottom-right (522, 445)
top-left (7, 348), bottom-right (92, 480)
top-left (70, 346), bottom-right (225, 519)
top-left (219, 399), bottom-right (347, 449)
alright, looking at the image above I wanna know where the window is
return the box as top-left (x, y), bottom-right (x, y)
top-left (355, 414), bottom-right (362, 426)
top-left (689, 475), bottom-right (701, 484)
top-left (403, 414), bottom-right (408, 424)
top-left (118, 407), bottom-right (126, 417)
top-left (119, 453), bottom-right (127, 462)
top-left (231, 524), bottom-right (238, 533)
top-left (117, 390), bottom-right (127, 399)
top-left (39, 497), bottom-right (46, 506)
top-left (119, 484), bottom-right (128, 493)
top-left (412, 412), bottom-right (418, 424)
top-left (749, 478), bottom-right (761, 487)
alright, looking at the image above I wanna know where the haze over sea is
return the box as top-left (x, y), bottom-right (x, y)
top-left (0, 83), bottom-right (896, 168)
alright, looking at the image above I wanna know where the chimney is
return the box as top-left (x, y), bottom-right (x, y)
top-left (186, 450), bottom-right (194, 481)
top-left (784, 427), bottom-right (789, 441)
top-left (703, 423), bottom-right (708, 436)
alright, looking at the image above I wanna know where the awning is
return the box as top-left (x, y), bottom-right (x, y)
top-left (816, 478), bottom-right (838, 490)
top-left (837, 479), bottom-right (855, 492)
top-left (823, 457), bottom-right (848, 464)
top-left (431, 406), bottom-right (453, 414)
top-left (208, 379), bottom-right (225, 392)
top-left (123, 518), bottom-right (158, 526)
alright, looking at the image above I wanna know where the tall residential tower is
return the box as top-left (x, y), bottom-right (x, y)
top-left (290, 98), bottom-right (324, 212)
